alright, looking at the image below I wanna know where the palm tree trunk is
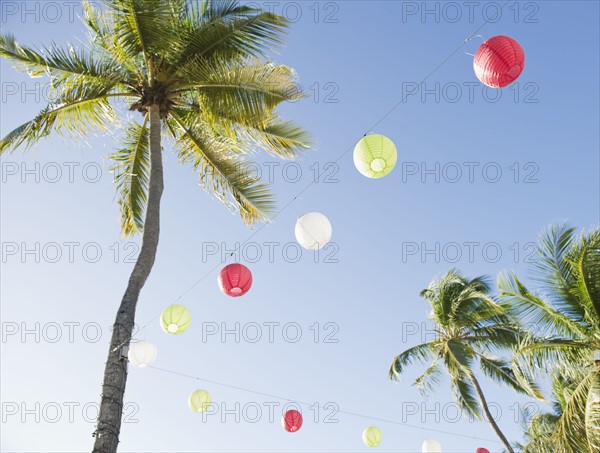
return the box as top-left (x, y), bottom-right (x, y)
top-left (93, 104), bottom-right (164, 453)
top-left (470, 373), bottom-right (515, 453)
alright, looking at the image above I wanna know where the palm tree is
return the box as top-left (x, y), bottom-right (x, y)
top-left (498, 223), bottom-right (600, 453)
top-left (389, 270), bottom-right (539, 453)
top-left (0, 1), bottom-right (310, 451)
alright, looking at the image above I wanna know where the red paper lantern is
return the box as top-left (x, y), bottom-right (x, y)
top-left (475, 448), bottom-right (491, 453)
top-left (218, 263), bottom-right (252, 297)
top-left (282, 409), bottom-right (303, 432)
top-left (474, 35), bottom-right (525, 88)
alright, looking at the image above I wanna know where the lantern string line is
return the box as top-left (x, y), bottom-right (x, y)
top-left (136, 0), bottom-right (512, 335)
top-left (364, 0), bottom-right (509, 135)
top-left (147, 365), bottom-right (500, 444)
top-left (130, 3), bottom-right (513, 446)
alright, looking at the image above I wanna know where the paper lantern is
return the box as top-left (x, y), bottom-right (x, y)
top-left (362, 426), bottom-right (382, 448)
top-left (282, 409), bottom-right (303, 432)
top-left (127, 341), bottom-right (157, 368)
top-left (354, 134), bottom-right (397, 178)
top-left (474, 35), bottom-right (525, 88)
top-left (188, 389), bottom-right (212, 413)
top-left (475, 449), bottom-right (490, 453)
top-left (422, 439), bottom-right (442, 453)
top-left (295, 212), bottom-right (332, 250)
top-left (218, 263), bottom-right (252, 297)
top-left (160, 304), bottom-right (192, 335)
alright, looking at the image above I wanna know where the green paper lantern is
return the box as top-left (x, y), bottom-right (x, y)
top-left (188, 389), bottom-right (212, 413)
top-left (353, 134), bottom-right (397, 178)
top-left (362, 426), bottom-right (382, 448)
top-left (160, 304), bottom-right (192, 335)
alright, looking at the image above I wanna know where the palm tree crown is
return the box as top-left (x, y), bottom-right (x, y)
top-left (1, 0), bottom-right (311, 234)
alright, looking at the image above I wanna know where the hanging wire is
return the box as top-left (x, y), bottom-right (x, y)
top-left (149, 365), bottom-right (500, 444)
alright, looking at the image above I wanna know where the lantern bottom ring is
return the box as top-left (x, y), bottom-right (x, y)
top-left (370, 158), bottom-right (387, 172)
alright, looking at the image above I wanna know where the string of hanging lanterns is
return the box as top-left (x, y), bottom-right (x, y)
top-left (127, 2), bottom-right (518, 450)
top-left (133, 363), bottom-right (498, 450)
top-left (135, 7), bottom-right (521, 339)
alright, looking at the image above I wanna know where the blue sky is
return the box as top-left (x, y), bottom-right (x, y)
top-left (1, 1), bottom-right (599, 452)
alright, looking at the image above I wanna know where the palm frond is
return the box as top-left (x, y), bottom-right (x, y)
top-left (176, 10), bottom-right (289, 66)
top-left (1, 84), bottom-right (125, 152)
top-left (521, 412), bottom-right (561, 453)
top-left (479, 354), bottom-right (543, 399)
top-left (450, 375), bottom-right (481, 418)
top-left (413, 359), bottom-right (443, 396)
top-left (0, 32), bottom-right (125, 85)
top-left (533, 223), bottom-right (587, 322)
top-left (240, 118), bottom-right (312, 159)
top-left (585, 369), bottom-right (600, 452)
top-left (514, 338), bottom-right (594, 377)
top-left (420, 269), bottom-right (467, 326)
top-left (109, 118), bottom-right (150, 236)
top-left (553, 368), bottom-right (597, 452)
top-left (444, 339), bottom-right (476, 377)
top-left (498, 271), bottom-right (588, 338)
top-left (169, 110), bottom-right (274, 225)
top-left (98, 0), bottom-right (181, 63)
top-left (81, 0), bottom-right (144, 77)
top-left (389, 342), bottom-right (437, 381)
top-left (568, 228), bottom-right (600, 329)
top-left (464, 324), bottom-right (524, 351)
top-left (178, 61), bottom-right (303, 129)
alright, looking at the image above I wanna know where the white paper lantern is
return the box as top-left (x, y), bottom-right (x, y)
top-left (422, 439), bottom-right (442, 453)
top-left (295, 212), bottom-right (332, 250)
top-left (128, 341), bottom-right (157, 368)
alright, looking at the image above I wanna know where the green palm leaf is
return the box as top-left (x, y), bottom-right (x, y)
top-left (479, 354), bottom-right (543, 399)
top-left (241, 118), bottom-right (312, 159)
top-left (1, 87), bottom-right (123, 152)
top-left (569, 228), bottom-right (600, 328)
top-left (498, 271), bottom-right (588, 338)
top-left (99, 0), bottom-right (181, 61)
top-left (177, 10), bottom-right (288, 66)
top-left (533, 223), bottom-right (586, 322)
top-left (414, 359), bottom-right (443, 396)
top-left (169, 111), bottom-right (274, 225)
top-left (389, 342), bottom-right (437, 381)
top-left (451, 375), bottom-right (481, 418)
top-left (180, 60), bottom-right (303, 128)
top-left (553, 369), bottom-right (597, 452)
top-left (0, 32), bottom-right (124, 85)
top-left (585, 369), bottom-right (600, 452)
top-left (109, 118), bottom-right (150, 236)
